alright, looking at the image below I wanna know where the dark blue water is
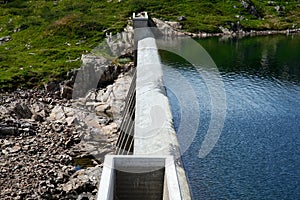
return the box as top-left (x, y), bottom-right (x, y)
top-left (161, 34), bottom-right (300, 199)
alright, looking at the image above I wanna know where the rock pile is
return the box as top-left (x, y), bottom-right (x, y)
top-left (0, 60), bottom-right (134, 199)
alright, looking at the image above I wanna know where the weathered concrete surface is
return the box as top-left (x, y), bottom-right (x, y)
top-left (135, 37), bottom-right (178, 156)
top-left (134, 37), bottom-right (191, 200)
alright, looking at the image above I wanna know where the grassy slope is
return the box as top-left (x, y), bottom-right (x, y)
top-left (0, 0), bottom-right (300, 90)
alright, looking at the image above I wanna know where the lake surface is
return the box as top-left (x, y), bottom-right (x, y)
top-left (160, 34), bottom-right (300, 199)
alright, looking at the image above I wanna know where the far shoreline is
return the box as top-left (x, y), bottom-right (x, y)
top-left (154, 18), bottom-right (300, 39)
top-left (188, 28), bottom-right (300, 39)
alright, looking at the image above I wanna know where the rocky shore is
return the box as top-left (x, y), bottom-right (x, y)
top-left (0, 58), bottom-right (134, 199)
top-left (154, 18), bottom-right (300, 38)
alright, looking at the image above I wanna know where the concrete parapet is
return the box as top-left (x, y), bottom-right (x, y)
top-left (134, 37), bottom-right (178, 156)
top-left (134, 36), bottom-right (191, 199)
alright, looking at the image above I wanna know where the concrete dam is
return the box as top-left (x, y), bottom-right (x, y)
top-left (97, 13), bottom-right (191, 200)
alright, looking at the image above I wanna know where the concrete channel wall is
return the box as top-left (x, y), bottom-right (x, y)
top-left (97, 155), bottom-right (183, 200)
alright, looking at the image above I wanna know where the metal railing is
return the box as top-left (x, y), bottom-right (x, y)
top-left (116, 70), bottom-right (136, 155)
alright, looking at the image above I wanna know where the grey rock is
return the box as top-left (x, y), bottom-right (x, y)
top-left (51, 123), bottom-right (63, 132)
top-left (275, 5), bottom-right (281, 11)
top-left (33, 114), bottom-right (44, 122)
top-left (61, 85), bottom-right (73, 99)
top-left (9, 145), bottom-right (21, 153)
top-left (95, 104), bottom-right (110, 114)
top-left (62, 166), bottom-right (102, 194)
top-left (166, 21), bottom-right (182, 30)
top-left (98, 117), bottom-right (111, 125)
top-left (73, 54), bottom-right (129, 98)
top-left (219, 26), bottom-right (232, 35)
top-left (63, 107), bottom-right (76, 117)
top-left (13, 103), bottom-right (33, 119)
top-left (2, 149), bottom-right (9, 155)
top-left (177, 16), bottom-right (186, 21)
top-left (0, 126), bottom-right (18, 136)
top-left (72, 62), bottom-right (104, 98)
top-left (105, 31), bottom-right (134, 56)
top-left (22, 127), bottom-right (30, 132)
top-left (95, 73), bottom-right (132, 120)
top-left (0, 36), bottom-right (11, 45)
top-left (85, 91), bottom-right (97, 102)
top-left (44, 81), bottom-right (60, 92)
top-left (66, 116), bottom-right (77, 126)
top-left (267, 1), bottom-right (275, 6)
top-left (14, 26), bottom-right (21, 33)
top-left (240, 0), bottom-right (261, 19)
top-left (48, 106), bottom-right (65, 121)
top-left (0, 106), bottom-right (9, 115)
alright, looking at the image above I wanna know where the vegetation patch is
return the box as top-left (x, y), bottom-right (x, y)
top-left (1, 0), bottom-right (300, 90)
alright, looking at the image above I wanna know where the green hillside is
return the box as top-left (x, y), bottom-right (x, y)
top-left (1, 0), bottom-right (300, 90)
